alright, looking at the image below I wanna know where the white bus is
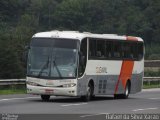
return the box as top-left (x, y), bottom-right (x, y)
top-left (26, 31), bottom-right (144, 101)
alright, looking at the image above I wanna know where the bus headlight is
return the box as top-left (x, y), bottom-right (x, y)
top-left (26, 81), bottom-right (39, 86)
top-left (62, 83), bottom-right (76, 88)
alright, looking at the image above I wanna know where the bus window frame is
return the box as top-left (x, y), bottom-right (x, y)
top-left (88, 38), bottom-right (144, 61)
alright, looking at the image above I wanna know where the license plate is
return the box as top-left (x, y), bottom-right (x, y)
top-left (45, 89), bottom-right (54, 94)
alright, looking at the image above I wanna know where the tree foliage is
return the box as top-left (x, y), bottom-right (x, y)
top-left (0, 0), bottom-right (159, 78)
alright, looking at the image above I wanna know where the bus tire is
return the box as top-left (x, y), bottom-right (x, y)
top-left (81, 83), bottom-right (93, 102)
top-left (41, 95), bottom-right (50, 101)
top-left (114, 82), bottom-right (130, 99)
top-left (122, 82), bottom-right (130, 99)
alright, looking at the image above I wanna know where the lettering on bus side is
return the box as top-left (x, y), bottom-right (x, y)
top-left (96, 67), bottom-right (107, 73)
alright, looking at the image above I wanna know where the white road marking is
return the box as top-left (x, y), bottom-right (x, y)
top-left (148, 97), bottom-right (160, 100)
top-left (80, 113), bottom-right (109, 118)
top-left (0, 97), bottom-right (39, 102)
top-left (132, 107), bottom-right (158, 112)
top-left (142, 88), bottom-right (160, 92)
top-left (61, 103), bottom-right (87, 107)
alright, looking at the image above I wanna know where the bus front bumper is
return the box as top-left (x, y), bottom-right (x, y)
top-left (27, 85), bottom-right (77, 96)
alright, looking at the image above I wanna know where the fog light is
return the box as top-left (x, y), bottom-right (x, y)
top-left (62, 83), bottom-right (76, 88)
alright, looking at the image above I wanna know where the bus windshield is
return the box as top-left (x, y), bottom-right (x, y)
top-left (27, 38), bottom-right (79, 79)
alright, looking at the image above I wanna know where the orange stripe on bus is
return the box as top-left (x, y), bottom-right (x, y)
top-left (114, 36), bottom-right (138, 94)
top-left (126, 36), bottom-right (138, 41)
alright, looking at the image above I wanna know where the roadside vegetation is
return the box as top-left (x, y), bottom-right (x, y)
top-left (143, 82), bottom-right (160, 89)
top-left (144, 69), bottom-right (160, 77)
top-left (0, 89), bottom-right (26, 95)
top-left (0, 85), bottom-right (26, 95)
top-left (145, 44), bottom-right (160, 60)
top-left (0, 0), bottom-right (160, 79)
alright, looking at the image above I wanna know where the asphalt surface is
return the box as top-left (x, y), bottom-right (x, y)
top-left (0, 88), bottom-right (160, 120)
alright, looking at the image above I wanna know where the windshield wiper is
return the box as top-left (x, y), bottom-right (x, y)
top-left (52, 58), bottom-right (63, 79)
top-left (38, 56), bottom-right (49, 77)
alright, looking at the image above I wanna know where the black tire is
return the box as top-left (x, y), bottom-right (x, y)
top-left (114, 82), bottom-right (130, 99)
top-left (81, 83), bottom-right (93, 102)
top-left (122, 82), bottom-right (130, 99)
top-left (41, 95), bottom-right (50, 101)
top-left (114, 94), bottom-right (120, 99)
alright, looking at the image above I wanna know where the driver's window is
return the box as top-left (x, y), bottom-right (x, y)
top-left (78, 38), bottom-right (87, 77)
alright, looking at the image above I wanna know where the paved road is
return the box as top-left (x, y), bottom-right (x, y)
top-left (0, 88), bottom-right (160, 120)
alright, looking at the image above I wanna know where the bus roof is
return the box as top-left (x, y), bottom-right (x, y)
top-left (33, 30), bottom-right (143, 42)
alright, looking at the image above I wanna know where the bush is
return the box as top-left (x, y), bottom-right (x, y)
top-left (144, 69), bottom-right (160, 77)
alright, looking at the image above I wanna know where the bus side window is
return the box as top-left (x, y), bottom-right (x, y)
top-left (130, 42), bottom-right (138, 60)
top-left (89, 39), bottom-right (96, 58)
top-left (137, 42), bottom-right (143, 60)
top-left (123, 42), bottom-right (131, 59)
top-left (97, 51), bottom-right (102, 57)
top-left (105, 41), bottom-right (112, 58)
top-left (113, 42), bottom-right (121, 59)
top-left (78, 38), bottom-right (87, 77)
top-left (96, 39), bottom-right (105, 58)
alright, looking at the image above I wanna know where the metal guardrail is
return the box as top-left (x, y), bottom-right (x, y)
top-left (0, 79), bottom-right (26, 85)
top-left (0, 77), bottom-right (160, 86)
top-left (143, 77), bottom-right (160, 85)
top-left (143, 77), bottom-right (160, 82)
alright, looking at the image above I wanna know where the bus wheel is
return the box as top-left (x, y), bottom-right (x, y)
top-left (41, 95), bottom-right (50, 101)
top-left (114, 82), bottom-right (130, 99)
top-left (81, 83), bottom-right (93, 102)
top-left (122, 82), bottom-right (130, 99)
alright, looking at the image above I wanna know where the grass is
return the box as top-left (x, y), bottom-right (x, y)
top-left (143, 84), bottom-right (160, 89)
top-left (0, 85), bottom-right (26, 95)
top-left (0, 89), bottom-right (26, 95)
top-left (143, 80), bottom-right (160, 89)
top-left (143, 67), bottom-right (160, 88)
